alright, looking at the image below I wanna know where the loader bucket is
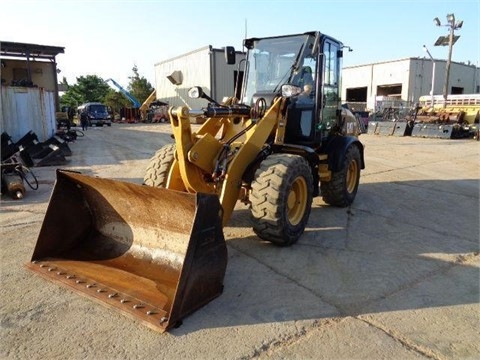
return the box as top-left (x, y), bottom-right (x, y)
top-left (26, 170), bottom-right (227, 332)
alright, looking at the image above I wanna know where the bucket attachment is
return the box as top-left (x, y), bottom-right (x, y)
top-left (26, 170), bottom-right (227, 332)
top-left (392, 121), bottom-right (413, 137)
top-left (374, 121), bottom-right (396, 136)
top-left (43, 135), bottom-right (72, 157)
top-left (29, 144), bottom-right (68, 166)
top-left (411, 123), bottom-right (455, 139)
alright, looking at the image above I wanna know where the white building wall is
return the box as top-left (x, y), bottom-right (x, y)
top-left (448, 62), bottom-right (480, 92)
top-left (414, 58), bottom-right (440, 99)
top-left (341, 63), bottom-right (373, 89)
top-left (154, 46), bottom-right (245, 110)
top-left (342, 58), bottom-right (480, 111)
top-left (211, 49), bottom-right (245, 102)
top-left (154, 46), bottom-right (212, 110)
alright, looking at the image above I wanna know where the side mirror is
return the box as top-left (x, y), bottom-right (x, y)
top-left (225, 46), bottom-right (236, 65)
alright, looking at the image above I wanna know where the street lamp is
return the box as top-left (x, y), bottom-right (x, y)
top-left (433, 13), bottom-right (463, 108)
top-left (423, 45), bottom-right (436, 109)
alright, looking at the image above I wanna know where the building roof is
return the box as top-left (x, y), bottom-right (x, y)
top-left (343, 57), bottom-right (478, 70)
top-left (154, 45), bottom-right (245, 66)
top-left (0, 41), bottom-right (64, 60)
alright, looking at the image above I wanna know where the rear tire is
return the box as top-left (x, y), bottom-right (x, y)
top-left (321, 145), bottom-right (361, 207)
top-left (143, 144), bottom-right (176, 187)
top-left (250, 154), bottom-right (313, 246)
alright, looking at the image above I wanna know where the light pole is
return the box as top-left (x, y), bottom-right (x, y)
top-left (433, 13), bottom-right (463, 108)
top-left (423, 45), bottom-right (436, 109)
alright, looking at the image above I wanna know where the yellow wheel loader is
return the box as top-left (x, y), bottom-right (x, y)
top-left (27, 31), bottom-right (365, 332)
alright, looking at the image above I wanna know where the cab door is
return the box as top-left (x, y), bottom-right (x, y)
top-left (284, 55), bottom-right (318, 146)
top-left (319, 39), bottom-right (342, 132)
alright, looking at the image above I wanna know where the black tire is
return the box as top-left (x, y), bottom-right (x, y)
top-left (143, 144), bottom-right (176, 187)
top-left (250, 154), bottom-right (313, 246)
top-left (321, 145), bottom-right (361, 207)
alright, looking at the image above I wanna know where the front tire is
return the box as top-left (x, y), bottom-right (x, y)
top-left (143, 144), bottom-right (176, 187)
top-left (250, 154), bottom-right (313, 246)
top-left (321, 145), bottom-right (361, 207)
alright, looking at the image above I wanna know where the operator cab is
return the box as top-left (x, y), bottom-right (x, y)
top-left (240, 32), bottom-right (344, 147)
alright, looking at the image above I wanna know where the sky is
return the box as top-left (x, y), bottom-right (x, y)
top-left (1, 0), bottom-right (479, 89)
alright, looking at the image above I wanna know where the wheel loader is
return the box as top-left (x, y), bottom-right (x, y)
top-left (27, 31), bottom-right (365, 332)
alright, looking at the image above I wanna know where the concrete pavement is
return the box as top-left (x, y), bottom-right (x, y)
top-left (1, 124), bottom-right (478, 359)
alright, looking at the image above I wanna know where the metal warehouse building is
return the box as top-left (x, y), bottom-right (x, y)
top-left (154, 45), bottom-right (479, 114)
top-left (154, 45), bottom-right (245, 110)
top-left (342, 58), bottom-right (479, 111)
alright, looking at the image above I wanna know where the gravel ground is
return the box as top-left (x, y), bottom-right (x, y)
top-left (1, 123), bottom-right (479, 360)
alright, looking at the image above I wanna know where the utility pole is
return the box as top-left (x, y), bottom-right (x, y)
top-left (433, 14), bottom-right (463, 108)
top-left (423, 45), bottom-right (436, 108)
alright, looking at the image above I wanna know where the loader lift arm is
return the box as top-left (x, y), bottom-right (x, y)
top-left (168, 97), bottom-right (284, 226)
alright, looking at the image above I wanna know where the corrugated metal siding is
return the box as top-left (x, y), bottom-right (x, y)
top-left (211, 50), bottom-right (245, 102)
top-left (154, 47), bottom-right (246, 110)
top-left (408, 59), bottom-right (425, 103)
top-left (0, 86), bottom-right (56, 142)
top-left (154, 46), bottom-right (212, 109)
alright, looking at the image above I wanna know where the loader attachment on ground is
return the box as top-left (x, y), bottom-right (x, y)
top-left (26, 170), bottom-right (227, 332)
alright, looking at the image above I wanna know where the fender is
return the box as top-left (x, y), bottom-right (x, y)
top-left (320, 135), bottom-right (365, 172)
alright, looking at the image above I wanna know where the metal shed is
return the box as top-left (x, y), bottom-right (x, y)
top-left (1, 41), bottom-right (64, 142)
top-left (154, 46), bottom-right (245, 109)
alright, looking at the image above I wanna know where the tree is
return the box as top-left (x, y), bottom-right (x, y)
top-left (60, 75), bottom-right (110, 110)
top-left (75, 75), bottom-right (110, 103)
top-left (104, 88), bottom-right (130, 116)
top-left (59, 69), bottom-right (153, 116)
top-left (127, 65), bottom-right (154, 105)
top-left (59, 77), bottom-right (77, 110)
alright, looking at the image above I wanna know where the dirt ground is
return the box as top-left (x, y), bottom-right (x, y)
top-left (1, 123), bottom-right (479, 360)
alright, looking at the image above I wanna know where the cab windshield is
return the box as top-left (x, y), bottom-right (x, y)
top-left (242, 34), bottom-right (313, 105)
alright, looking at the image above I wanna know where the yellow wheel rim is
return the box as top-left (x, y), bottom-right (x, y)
top-left (287, 176), bottom-right (308, 226)
top-left (346, 158), bottom-right (359, 194)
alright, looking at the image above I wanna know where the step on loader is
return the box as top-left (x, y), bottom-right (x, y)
top-left (27, 31), bottom-right (365, 332)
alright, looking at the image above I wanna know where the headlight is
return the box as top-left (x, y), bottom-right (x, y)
top-left (188, 86), bottom-right (203, 99)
